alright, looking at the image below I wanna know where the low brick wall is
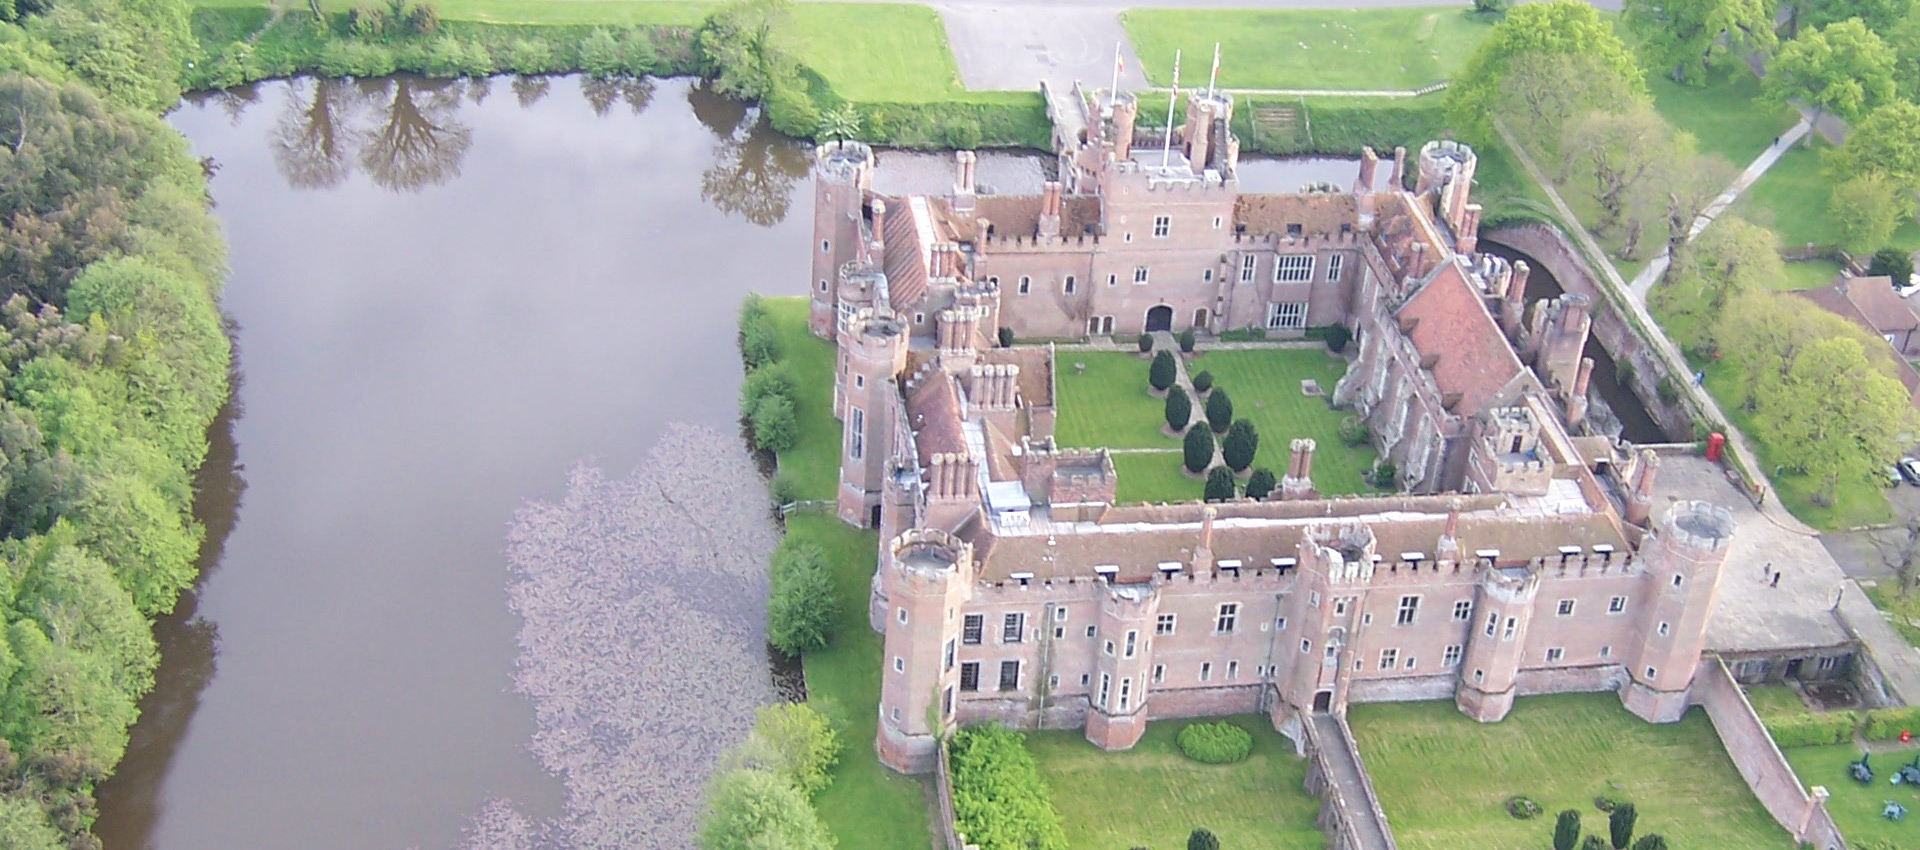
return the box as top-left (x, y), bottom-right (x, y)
top-left (934, 742), bottom-right (974, 850)
top-left (1691, 657), bottom-right (1848, 850)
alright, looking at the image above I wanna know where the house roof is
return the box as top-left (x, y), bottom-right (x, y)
top-left (1798, 276), bottom-right (1916, 335)
top-left (905, 371), bottom-right (966, 463)
top-left (1395, 261), bottom-right (1527, 414)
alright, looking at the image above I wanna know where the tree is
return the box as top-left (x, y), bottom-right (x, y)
top-left (1149, 350), bottom-right (1177, 391)
top-left (1829, 99), bottom-right (1920, 191)
top-left (1754, 335), bottom-right (1917, 503)
top-left (739, 363), bottom-right (795, 419)
top-left (695, 0), bottom-right (795, 101)
top-left (1831, 172), bottom-right (1907, 252)
top-left (723, 703), bottom-right (841, 797)
top-left (1717, 291), bottom-right (1877, 405)
top-left (1183, 427), bottom-right (1214, 474)
top-left (1188, 828), bottom-right (1220, 850)
top-left (1763, 19), bottom-right (1898, 127)
top-left (1245, 467), bottom-right (1277, 499)
top-left (1164, 385), bottom-right (1192, 433)
top-left (1797, 0), bottom-right (1908, 33)
top-left (750, 394), bottom-right (797, 454)
top-left (1205, 389), bottom-right (1233, 434)
top-left (817, 103), bottom-right (861, 142)
top-left (1446, 1), bottom-right (1646, 142)
top-left (1222, 419), bottom-right (1258, 472)
top-left (697, 769), bottom-right (833, 850)
top-left (1625, 0), bottom-right (1777, 84)
top-left (1870, 247), bottom-right (1915, 284)
top-left (1191, 370), bottom-right (1214, 395)
top-left (1609, 802), bottom-right (1637, 849)
top-left (1177, 327), bottom-right (1196, 353)
top-left (1892, 4), bottom-right (1920, 100)
top-left (29, 0), bottom-right (196, 112)
top-left (1629, 835), bottom-right (1668, 850)
top-left (1204, 466), bottom-right (1236, 501)
top-left (1674, 216), bottom-right (1785, 313)
top-left (579, 27), bottom-right (622, 78)
top-left (1581, 836), bottom-right (1610, 850)
top-left (1661, 154), bottom-right (1739, 254)
top-left (1553, 809), bottom-right (1582, 850)
top-left (765, 537), bottom-right (836, 654)
top-left (0, 795), bottom-right (61, 850)
top-left (1562, 106), bottom-right (1693, 234)
top-left (1495, 51), bottom-right (1643, 156)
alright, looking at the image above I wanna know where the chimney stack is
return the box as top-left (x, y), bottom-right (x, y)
top-left (1389, 146), bottom-right (1406, 191)
top-left (953, 151), bottom-right (977, 212)
top-left (1356, 146), bottom-right (1379, 193)
top-left (1281, 438), bottom-right (1318, 500)
top-left (1456, 203), bottom-right (1483, 255)
top-left (1567, 357), bottom-right (1593, 426)
top-left (1038, 181), bottom-right (1063, 240)
top-left (1625, 449), bottom-right (1659, 526)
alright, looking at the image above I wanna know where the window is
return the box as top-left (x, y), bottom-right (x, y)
top-left (1443, 644), bottom-right (1463, 667)
top-left (1124, 232), bottom-right (1133, 242)
top-left (822, 239), bottom-right (831, 253)
top-left (1103, 640), bottom-right (1115, 656)
top-left (1240, 254), bottom-right (1257, 282)
top-left (1227, 660), bottom-right (1239, 680)
top-left (1326, 253), bottom-right (1345, 281)
top-left (1124, 630), bottom-right (1138, 658)
top-left (1213, 216), bottom-right (1223, 230)
top-left (1453, 600), bottom-right (1472, 621)
top-left (848, 408), bottom-right (865, 460)
top-left (943, 638), bottom-right (955, 672)
top-left (1275, 254), bottom-right (1314, 282)
top-left (1017, 276), bottom-right (1031, 294)
top-left (959, 662), bottom-right (980, 691)
top-left (1085, 625), bottom-right (1097, 638)
top-left (1200, 662), bottom-right (1212, 682)
top-left (1133, 266), bottom-right (1150, 284)
top-left (1274, 617), bottom-right (1287, 631)
top-left (962, 614), bottom-right (983, 645)
top-left (1216, 603), bottom-right (1239, 634)
top-left (1379, 648), bottom-right (1398, 670)
top-left (1286, 223), bottom-right (1303, 237)
top-left (1608, 595), bottom-right (1628, 614)
top-left (987, 276), bottom-right (999, 286)
top-left (1049, 674), bottom-right (1060, 688)
top-left (1119, 678), bottom-right (1133, 710)
top-left (1053, 627), bottom-right (1064, 639)
top-left (1080, 674), bottom-right (1089, 686)
top-left (1502, 616), bottom-right (1517, 641)
top-left (1002, 612), bottom-right (1025, 643)
top-left (1657, 622), bottom-right (1670, 636)
top-left (1309, 591), bottom-right (1321, 608)
top-left (819, 279), bottom-right (828, 292)
top-left (1301, 639), bottom-right (1312, 653)
top-left (1672, 574), bottom-right (1684, 588)
top-left (942, 686), bottom-right (954, 716)
top-left (893, 656), bottom-right (904, 673)
top-left (1064, 275), bottom-right (1076, 294)
top-left (1546, 647), bottom-right (1565, 663)
top-left (1601, 645), bottom-right (1613, 658)
top-left (897, 607), bottom-right (908, 625)
top-left (1646, 666), bottom-right (1658, 679)
top-left (913, 313), bottom-right (924, 325)
top-left (1405, 656), bottom-right (1417, 670)
top-left (891, 707), bottom-right (900, 722)
top-left (1153, 664), bottom-right (1166, 684)
top-left (1396, 595), bottom-right (1420, 626)
top-left (854, 375), bottom-right (864, 389)
top-left (1054, 607), bottom-right (1068, 622)
top-left (1556, 599), bottom-right (1575, 617)
top-left (998, 660), bottom-right (1020, 690)
top-left (1156, 614), bottom-right (1177, 635)
top-left (1107, 274), bottom-right (1117, 286)
top-left (1203, 269), bottom-right (1214, 282)
top-left (1098, 672), bottom-right (1111, 707)
top-left (1473, 668), bottom-right (1485, 684)
top-left (1266, 301), bottom-right (1306, 329)
top-left (1818, 655), bottom-right (1840, 671)
top-left (1152, 215), bottom-right (1171, 238)
top-left (1333, 597), bottom-right (1350, 617)
top-left (1484, 611), bottom-right (1498, 637)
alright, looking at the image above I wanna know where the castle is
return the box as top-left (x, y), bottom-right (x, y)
top-left (811, 83), bottom-right (1742, 774)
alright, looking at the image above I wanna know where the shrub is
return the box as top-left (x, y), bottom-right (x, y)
top-left (1338, 416), bottom-right (1370, 447)
top-left (740, 363), bottom-right (796, 419)
top-left (1629, 836), bottom-right (1667, 850)
top-left (723, 702), bottom-right (841, 798)
top-left (769, 469), bottom-right (799, 506)
top-left (406, 1), bottom-right (440, 36)
top-left (618, 27), bottom-right (661, 74)
top-left (948, 725), bottom-right (1070, 850)
top-left (1222, 419), bottom-right (1258, 472)
top-left (1184, 427), bottom-right (1215, 474)
top-left (349, 3), bottom-right (388, 38)
top-left (766, 537), bottom-right (836, 655)
top-left (1473, 0), bottom-right (1507, 12)
top-left (1205, 389), bottom-right (1233, 434)
top-left (316, 39), bottom-right (399, 77)
top-left (1871, 247), bottom-right (1915, 285)
top-left (698, 768), bottom-right (833, 850)
top-left (739, 299), bottom-right (779, 369)
top-left (1506, 795), bottom-right (1542, 819)
top-left (764, 82), bottom-right (820, 139)
top-left (578, 27), bottom-right (622, 78)
top-left (1762, 710), bottom-right (1856, 747)
top-left (505, 38), bottom-right (556, 73)
top-left (1863, 706), bottom-right (1920, 740)
top-left (1324, 324), bottom-right (1352, 353)
top-left (1204, 466), bottom-right (1236, 501)
top-left (998, 326), bottom-right (1014, 347)
top-left (1245, 467), bottom-right (1277, 499)
top-left (1177, 327), bottom-right (1196, 352)
top-left (1137, 332), bottom-right (1153, 353)
top-left (1608, 802), bottom-right (1635, 849)
top-left (1191, 369), bottom-right (1213, 395)
top-left (422, 38), bottom-right (466, 77)
top-left (1188, 828), bottom-right (1220, 850)
top-left (1164, 385), bottom-right (1192, 433)
top-left (1580, 836), bottom-right (1608, 850)
top-left (1149, 350), bottom-right (1177, 391)
top-left (1176, 721), bottom-right (1253, 764)
top-left (944, 116), bottom-right (983, 150)
top-left (1553, 809), bottom-right (1582, 850)
top-left (1367, 461), bottom-right (1398, 488)
top-left (750, 395), bottom-right (797, 454)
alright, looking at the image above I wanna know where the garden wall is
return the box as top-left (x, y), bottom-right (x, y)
top-left (1691, 657), bottom-right (1848, 850)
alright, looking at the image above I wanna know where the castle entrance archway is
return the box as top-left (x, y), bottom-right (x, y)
top-left (1145, 305), bottom-right (1173, 332)
top-left (1313, 690), bottom-right (1333, 712)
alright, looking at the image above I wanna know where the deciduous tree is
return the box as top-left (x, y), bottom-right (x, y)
top-left (695, 0), bottom-right (794, 101)
top-left (1562, 106), bottom-right (1693, 234)
top-left (1755, 335), bottom-right (1917, 502)
top-left (1830, 172), bottom-right (1907, 252)
top-left (1446, 1), bottom-right (1646, 142)
top-left (722, 703), bottom-right (841, 798)
top-left (1763, 19), bottom-right (1898, 126)
top-left (697, 769), bottom-right (833, 850)
top-left (1625, 0), bottom-right (1777, 84)
top-left (1829, 100), bottom-right (1920, 192)
top-left (765, 537), bottom-right (836, 655)
top-left (1496, 51), bottom-right (1642, 157)
top-left (1796, 0), bottom-right (1908, 33)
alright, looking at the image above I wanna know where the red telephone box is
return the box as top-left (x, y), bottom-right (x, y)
top-left (1706, 432), bottom-right (1726, 463)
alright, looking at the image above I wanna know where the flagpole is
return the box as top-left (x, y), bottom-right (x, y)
top-left (1109, 41), bottom-right (1122, 106)
top-left (1207, 42), bottom-right (1220, 100)
top-left (1161, 49), bottom-right (1180, 168)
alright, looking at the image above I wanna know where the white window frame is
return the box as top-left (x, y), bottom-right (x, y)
top-left (1326, 253), bottom-right (1345, 281)
top-left (1152, 215), bottom-right (1171, 238)
top-left (1133, 265), bottom-right (1150, 285)
top-left (1017, 275), bottom-right (1031, 294)
top-left (1452, 600), bottom-right (1472, 621)
top-left (1379, 648), bottom-right (1398, 670)
top-left (1002, 612), bottom-right (1026, 643)
top-left (1156, 613), bottom-right (1177, 635)
top-left (1063, 275), bottom-right (1076, 294)
top-left (1274, 254), bottom-right (1314, 282)
top-left (848, 407), bottom-right (865, 460)
top-left (1546, 647), bottom-right (1565, 663)
top-left (1608, 595), bottom-right (1628, 614)
top-left (1216, 603), bottom-right (1239, 634)
top-left (1443, 644), bottom-right (1463, 667)
top-left (1396, 595), bottom-right (1419, 626)
top-left (1239, 254), bottom-right (1257, 282)
top-left (1556, 599), bottom-right (1575, 617)
top-left (1266, 301), bottom-right (1306, 330)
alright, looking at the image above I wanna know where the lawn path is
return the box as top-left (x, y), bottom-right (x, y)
top-left (1626, 117), bottom-right (1811, 300)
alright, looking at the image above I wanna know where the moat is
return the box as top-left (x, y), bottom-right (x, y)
top-left (93, 74), bottom-right (1472, 849)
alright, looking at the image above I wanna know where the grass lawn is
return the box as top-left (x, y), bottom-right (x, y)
top-left (1864, 582), bottom-right (1920, 648)
top-left (762, 297), bottom-right (930, 850)
top-left (307, 0), bottom-right (716, 25)
top-left (1646, 72), bottom-right (1796, 168)
top-left (1351, 695), bottom-right (1794, 850)
top-left (1121, 8), bottom-right (1496, 91)
top-left (1110, 452), bottom-right (1202, 504)
top-left (1782, 743), bottom-right (1920, 849)
top-left (1187, 349), bottom-right (1376, 496)
top-left (1026, 716), bottom-right (1324, 850)
top-left (1054, 351), bottom-right (1177, 449)
top-left (782, 4), bottom-right (962, 102)
top-left (1744, 684), bottom-right (1811, 717)
top-left (1734, 140), bottom-right (1920, 254)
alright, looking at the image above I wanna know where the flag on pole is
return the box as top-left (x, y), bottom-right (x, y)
top-left (1207, 42), bottom-right (1220, 99)
top-left (1161, 49), bottom-right (1181, 167)
top-left (1109, 42), bottom-right (1124, 104)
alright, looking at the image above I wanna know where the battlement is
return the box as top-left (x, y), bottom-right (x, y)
top-left (891, 527), bottom-right (968, 575)
top-left (1663, 500), bottom-right (1734, 551)
top-left (1230, 229), bottom-right (1364, 250)
top-left (816, 140), bottom-right (874, 184)
top-left (971, 560), bottom-right (1295, 599)
top-left (982, 232), bottom-right (1102, 253)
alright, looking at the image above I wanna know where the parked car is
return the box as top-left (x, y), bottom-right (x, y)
top-left (1899, 457), bottom-right (1920, 485)
top-left (1892, 465), bottom-right (1905, 487)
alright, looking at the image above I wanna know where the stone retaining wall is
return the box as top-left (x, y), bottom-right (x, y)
top-left (1692, 656), bottom-right (1848, 850)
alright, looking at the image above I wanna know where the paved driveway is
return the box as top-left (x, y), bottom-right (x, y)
top-left (939, 5), bottom-right (1150, 92)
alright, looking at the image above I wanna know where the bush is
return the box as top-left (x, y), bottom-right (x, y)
top-left (948, 725), bottom-right (1070, 850)
top-left (1473, 0), bottom-right (1507, 11)
top-left (766, 537), bottom-right (836, 655)
top-left (1184, 427), bottom-right (1215, 474)
top-left (943, 116), bottom-right (982, 150)
top-left (764, 82), bottom-right (820, 139)
top-left (1149, 350), bottom-right (1177, 391)
top-left (406, 1), bottom-right (440, 36)
top-left (1554, 809), bottom-right (1582, 850)
top-left (349, 3), bottom-right (388, 38)
top-left (1188, 828), bottom-right (1219, 850)
top-left (1204, 466), bottom-right (1236, 501)
top-left (1164, 385), bottom-right (1192, 433)
top-left (1324, 324), bottom-right (1351, 353)
top-left (422, 38), bottom-right (466, 77)
top-left (578, 27), bottom-right (621, 78)
top-left (1205, 389), bottom-right (1233, 434)
top-left (1367, 461), bottom-right (1398, 488)
top-left (1871, 247), bottom-right (1915, 285)
top-left (740, 363), bottom-right (797, 419)
top-left (723, 702), bottom-right (841, 798)
top-left (1863, 706), bottom-right (1920, 741)
top-left (1222, 419), bottom-right (1258, 472)
top-left (1177, 327), bottom-right (1196, 353)
top-left (1137, 332), bottom-right (1153, 352)
top-left (739, 299), bottom-right (780, 369)
top-left (1245, 467), bottom-right (1277, 499)
top-left (1762, 710), bottom-right (1857, 747)
top-left (750, 395), bottom-right (797, 454)
top-left (1506, 795), bottom-right (1542, 819)
top-left (998, 326), bottom-right (1014, 347)
top-left (698, 768), bottom-right (833, 850)
top-left (769, 469), bottom-right (799, 506)
top-left (1338, 416), bottom-right (1370, 447)
top-left (1629, 836), bottom-right (1667, 850)
top-left (1608, 802), bottom-right (1635, 849)
top-left (1191, 369), bottom-right (1213, 394)
top-left (1580, 836), bottom-right (1608, 850)
top-left (1176, 721), bottom-right (1253, 764)
top-left (505, 38), bottom-right (556, 73)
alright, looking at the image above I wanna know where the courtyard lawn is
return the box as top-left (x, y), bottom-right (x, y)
top-left (1026, 716), bottom-right (1324, 850)
top-left (1744, 684), bottom-right (1811, 717)
top-left (1349, 694), bottom-right (1794, 850)
top-left (763, 298), bottom-right (931, 850)
top-left (1110, 452), bottom-right (1203, 504)
top-left (1186, 349), bottom-right (1376, 496)
top-left (1055, 351), bottom-right (1179, 449)
top-left (1121, 8), bottom-right (1496, 91)
top-left (1783, 743), bottom-right (1920, 848)
top-left (1646, 73), bottom-right (1796, 168)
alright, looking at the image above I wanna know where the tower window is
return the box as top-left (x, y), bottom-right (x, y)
top-left (1018, 276), bottom-right (1031, 294)
top-left (1396, 595), bottom-right (1420, 626)
top-left (1153, 664), bottom-right (1165, 684)
top-left (1156, 613), bottom-right (1177, 635)
top-left (1502, 616), bottom-right (1517, 641)
top-left (822, 240), bottom-right (830, 252)
top-left (1119, 677), bottom-right (1133, 710)
top-left (1064, 275), bottom-right (1076, 293)
top-left (1609, 596), bottom-right (1628, 614)
top-left (1452, 600), bottom-right (1472, 621)
top-left (1002, 613), bottom-right (1026, 643)
top-left (1213, 216), bottom-right (1224, 230)
top-left (1200, 662), bottom-right (1212, 682)
top-left (1216, 603), bottom-right (1239, 634)
top-left (1556, 599), bottom-right (1575, 617)
top-left (1124, 630), bottom-right (1138, 658)
top-left (962, 614), bottom-right (983, 645)
top-left (1485, 612), bottom-right (1498, 637)
top-left (1672, 574), bottom-right (1684, 587)
top-left (1442, 644), bottom-right (1462, 667)
top-left (960, 662), bottom-right (980, 691)
top-left (1646, 666), bottom-right (1658, 679)
top-left (1658, 622), bottom-right (1670, 636)
top-left (1546, 647), bottom-right (1564, 663)
top-left (848, 407), bottom-right (865, 461)
top-left (1152, 215), bottom-right (1171, 238)
top-left (1226, 660), bottom-right (1239, 679)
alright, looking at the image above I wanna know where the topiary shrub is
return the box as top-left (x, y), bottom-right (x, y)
top-left (1149, 350), bottom-right (1177, 391)
top-left (1191, 369), bottom-right (1214, 395)
top-left (1176, 721), bottom-right (1253, 764)
top-left (1205, 389), bottom-right (1233, 434)
top-left (1506, 795), bottom-right (1542, 819)
top-left (1580, 835), bottom-right (1608, 850)
top-left (1183, 427), bottom-right (1215, 474)
top-left (1629, 835), bottom-right (1667, 850)
top-left (1164, 385), bottom-right (1192, 433)
top-left (1204, 466), bottom-right (1236, 502)
top-left (1324, 324), bottom-right (1352, 353)
top-left (1177, 327), bottom-right (1196, 353)
top-left (1188, 828), bottom-right (1220, 850)
top-left (1222, 419), bottom-right (1258, 472)
top-left (1137, 332), bottom-right (1153, 353)
top-left (998, 326), bottom-right (1014, 347)
top-left (1608, 802), bottom-right (1636, 849)
top-left (766, 537), bottom-right (837, 654)
top-left (1554, 809), bottom-right (1581, 850)
top-left (1366, 461), bottom-right (1398, 489)
top-left (1245, 467), bottom-right (1277, 499)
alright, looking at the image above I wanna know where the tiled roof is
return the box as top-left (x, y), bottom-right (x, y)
top-left (882, 199), bottom-right (931, 312)
top-left (1396, 262), bottom-right (1526, 414)
top-left (1799, 276), bottom-right (1916, 334)
top-left (906, 371), bottom-right (967, 463)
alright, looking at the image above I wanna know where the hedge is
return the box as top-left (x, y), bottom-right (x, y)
top-left (1177, 721), bottom-right (1254, 764)
top-left (1864, 706), bottom-right (1920, 742)
top-left (1762, 711), bottom-right (1858, 749)
top-left (947, 725), bottom-right (1069, 850)
top-left (1236, 93), bottom-right (1447, 157)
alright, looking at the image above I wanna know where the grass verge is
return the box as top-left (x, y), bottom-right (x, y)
top-left (1122, 8), bottom-right (1496, 91)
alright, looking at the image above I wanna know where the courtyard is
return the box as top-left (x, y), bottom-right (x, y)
top-left (1025, 716), bottom-right (1324, 850)
top-left (1782, 743), bottom-right (1920, 849)
top-left (1348, 694), bottom-right (1794, 850)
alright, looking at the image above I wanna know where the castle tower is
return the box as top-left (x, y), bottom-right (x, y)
top-left (1181, 93), bottom-right (1236, 176)
top-left (1085, 582), bottom-right (1160, 751)
top-left (1415, 140), bottom-right (1478, 239)
top-left (1281, 523), bottom-right (1377, 715)
top-left (876, 529), bottom-right (975, 774)
top-left (1623, 501), bottom-right (1734, 723)
top-left (1455, 560), bottom-right (1541, 722)
top-left (811, 141), bottom-right (874, 338)
top-left (1111, 93), bottom-right (1138, 160)
top-left (837, 310), bottom-right (909, 527)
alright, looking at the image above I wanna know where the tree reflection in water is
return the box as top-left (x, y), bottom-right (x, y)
top-left (690, 82), bottom-right (806, 228)
top-left (270, 78), bottom-right (363, 190)
top-left (357, 76), bottom-right (474, 193)
top-left (510, 75), bottom-right (550, 108)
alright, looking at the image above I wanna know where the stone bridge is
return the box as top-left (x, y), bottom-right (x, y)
top-left (1302, 710), bottom-right (1398, 850)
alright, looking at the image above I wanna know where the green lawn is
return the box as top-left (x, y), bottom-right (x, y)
top-left (1121, 8), bottom-right (1496, 91)
top-left (1734, 140), bottom-right (1920, 253)
top-left (1864, 582), bottom-right (1920, 648)
top-left (1026, 716), bottom-right (1324, 850)
top-left (308, 0), bottom-right (715, 25)
top-left (1744, 684), bottom-right (1811, 718)
top-left (1186, 349), bottom-right (1376, 496)
top-left (762, 298), bottom-right (930, 850)
top-left (1646, 72), bottom-right (1796, 168)
top-left (1349, 695), bottom-right (1794, 850)
top-left (1110, 452), bottom-right (1202, 504)
top-left (1054, 352), bottom-right (1177, 449)
top-left (1782, 743), bottom-right (1920, 849)
top-left (783, 4), bottom-right (962, 102)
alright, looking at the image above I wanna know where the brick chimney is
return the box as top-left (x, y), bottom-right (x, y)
top-left (1456, 203), bottom-right (1482, 255)
top-left (1038, 181), bottom-right (1063, 240)
top-left (1624, 449), bottom-right (1659, 526)
top-left (1281, 438), bottom-right (1317, 500)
